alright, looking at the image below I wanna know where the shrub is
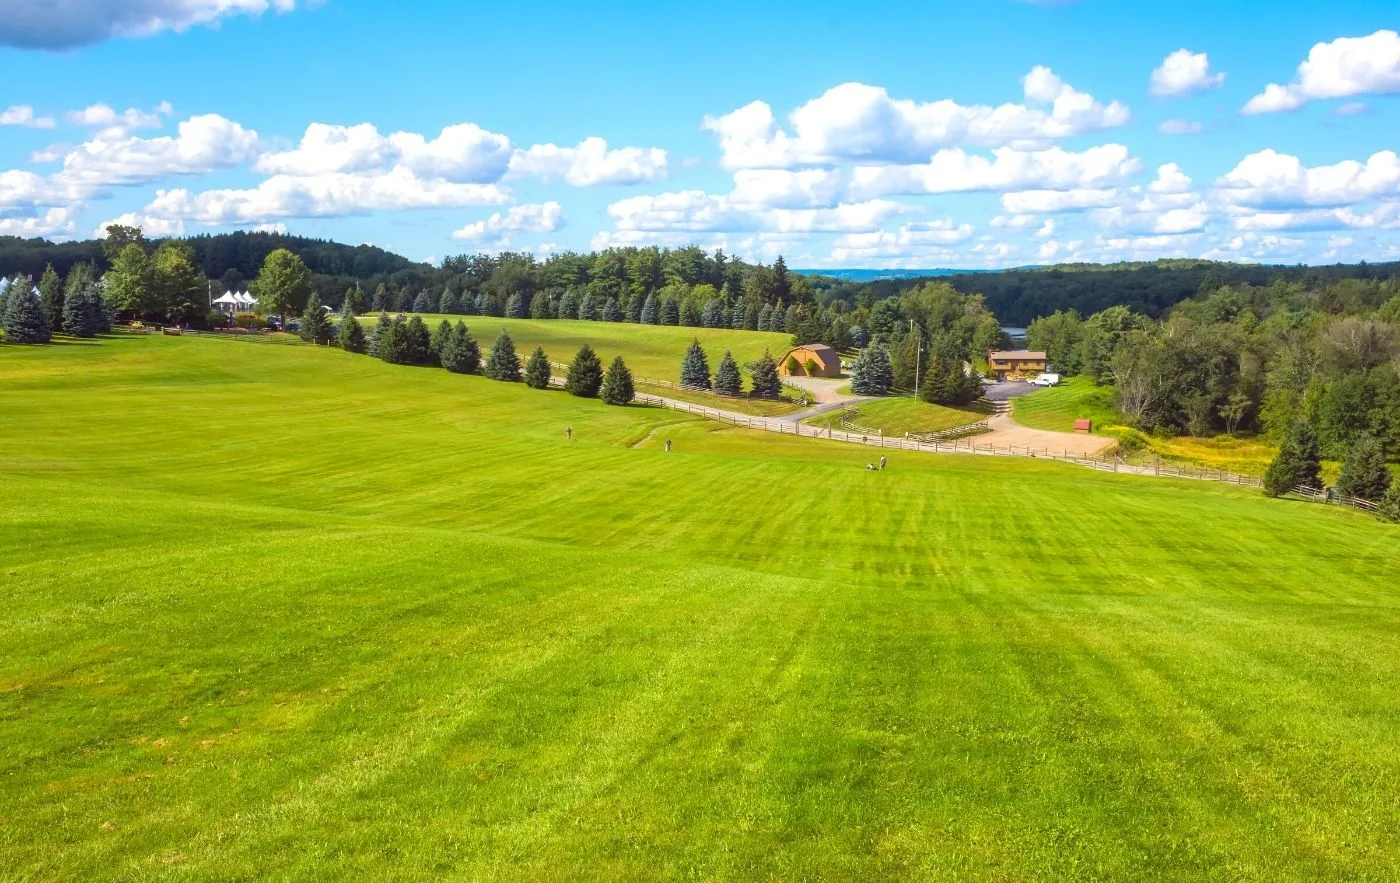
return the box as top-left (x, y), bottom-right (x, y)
top-left (1378, 481), bottom-right (1400, 523)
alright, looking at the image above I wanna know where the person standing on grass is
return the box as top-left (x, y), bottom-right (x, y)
top-left (665, 439), bottom-right (672, 452)
top-left (566, 426), bottom-right (572, 440)
top-left (880, 456), bottom-right (887, 471)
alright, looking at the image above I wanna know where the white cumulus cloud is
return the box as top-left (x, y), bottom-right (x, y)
top-left (451, 202), bottom-right (564, 243)
top-left (848, 144), bottom-right (1140, 198)
top-left (0, 105), bottom-right (56, 129)
top-left (1150, 50), bottom-right (1226, 97)
top-left (702, 68), bottom-right (1130, 169)
top-left (1243, 30), bottom-right (1400, 114)
top-left (1215, 149), bottom-right (1400, 209)
top-left (507, 137), bottom-right (668, 186)
top-left (54, 113), bottom-right (260, 189)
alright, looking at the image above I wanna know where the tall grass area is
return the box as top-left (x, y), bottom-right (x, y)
top-left (3, 334), bottom-right (1400, 879)
top-left (804, 396), bottom-right (992, 435)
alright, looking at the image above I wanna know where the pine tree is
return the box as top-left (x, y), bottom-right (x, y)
top-left (2, 282), bottom-right (51, 344)
top-left (557, 288), bottom-right (580, 319)
top-left (783, 303), bottom-right (800, 334)
top-left (565, 344), bottom-right (604, 397)
top-left (680, 300), bottom-right (701, 327)
top-left (624, 295), bottom-right (642, 323)
top-left (370, 283), bottom-right (387, 312)
top-left (750, 350), bottom-right (783, 398)
top-left (61, 284), bottom-right (101, 338)
top-left (439, 289), bottom-right (460, 315)
top-left (402, 316), bottom-right (432, 363)
top-left (848, 325), bottom-right (868, 348)
top-left (1337, 435), bottom-right (1393, 501)
top-left (701, 298), bottom-right (723, 328)
top-left (713, 350), bottom-right (743, 396)
top-left (849, 343), bottom-right (894, 395)
top-left (430, 319), bottom-right (453, 358)
top-left (300, 292), bottom-right (332, 344)
top-left (1263, 420), bottom-right (1324, 497)
top-left (342, 286), bottom-right (360, 315)
top-left (505, 292), bottom-right (526, 318)
top-left (602, 297), bottom-right (621, 322)
top-left (743, 303), bottom-right (759, 330)
top-left (473, 292), bottom-right (489, 315)
top-left (37, 265), bottom-right (62, 332)
top-left (412, 290), bottom-right (431, 313)
top-left (680, 339), bottom-right (711, 389)
top-left (757, 304), bottom-right (773, 332)
top-left (578, 292), bottom-right (597, 321)
top-left (378, 316), bottom-right (407, 364)
top-left (367, 312), bottom-right (392, 357)
top-left (530, 291), bottom-right (553, 319)
top-left (484, 329), bottom-right (521, 381)
top-left (461, 290), bottom-right (479, 315)
top-left (443, 321), bottom-right (480, 373)
top-left (660, 297), bottom-right (680, 326)
top-left (337, 314), bottom-right (367, 353)
top-left (731, 301), bottom-right (748, 330)
top-left (340, 297), bottom-right (355, 321)
top-left (639, 293), bottom-right (658, 325)
top-left (524, 345), bottom-right (552, 389)
top-left (601, 356), bottom-right (635, 406)
top-left (1378, 482), bottom-right (1400, 523)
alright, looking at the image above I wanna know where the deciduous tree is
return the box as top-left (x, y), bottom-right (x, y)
top-left (253, 249), bottom-right (312, 326)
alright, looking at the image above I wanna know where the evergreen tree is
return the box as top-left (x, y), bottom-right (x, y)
top-left (342, 286), bottom-right (361, 315)
top-left (700, 298), bottom-right (723, 328)
top-left (680, 339), bottom-right (712, 389)
top-left (848, 325), bottom-right (868, 348)
top-left (461, 290), bottom-right (479, 315)
top-left (530, 291), bottom-right (552, 319)
top-left (440, 321), bottom-right (482, 374)
top-left (431, 319), bottom-right (453, 357)
top-left (402, 315), bottom-right (432, 363)
top-left (505, 291), bottom-right (526, 318)
top-left (395, 287), bottom-right (414, 312)
top-left (412, 290), bottom-right (432, 313)
top-left (299, 292), bottom-right (332, 344)
top-left (783, 303), bottom-right (800, 334)
top-left (578, 291), bottom-right (597, 321)
top-left (1336, 434), bottom-right (1392, 501)
top-left (849, 343), bottom-right (895, 395)
top-left (340, 297), bottom-right (355, 321)
top-left (337, 314), bottom-right (367, 353)
top-left (713, 350), bottom-right (743, 396)
top-left (0, 276), bottom-right (11, 318)
top-left (484, 329), bottom-right (522, 381)
top-left (731, 301), bottom-right (748, 330)
top-left (439, 289), bottom-right (460, 315)
top-left (639, 293), bottom-right (658, 325)
top-left (1263, 420), bottom-right (1324, 497)
top-left (557, 287), bottom-right (580, 319)
top-left (601, 356), bottom-right (635, 406)
top-left (750, 350), bottom-right (783, 398)
top-left (743, 303), bottom-right (759, 330)
top-left (660, 297), bottom-right (680, 326)
top-left (378, 316), bottom-right (409, 364)
top-left (565, 344), bottom-right (604, 397)
top-left (624, 295), bottom-right (642, 323)
top-left (37, 265), bottom-right (62, 332)
top-left (61, 284), bottom-right (102, 338)
top-left (2, 282), bottom-right (51, 343)
top-left (370, 283), bottom-right (386, 312)
top-left (524, 345), bottom-right (552, 389)
top-left (680, 300), bottom-right (701, 327)
top-left (1378, 482), bottom-right (1400, 524)
top-left (602, 297), bottom-right (621, 322)
top-left (757, 303), bottom-right (773, 332)
top-left (473, 292), bottom-right (489, 315)
top-left (367, 312), bottom-right (392, 357)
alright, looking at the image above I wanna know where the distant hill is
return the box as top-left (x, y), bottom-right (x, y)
top-left (797, 268), bottom-right (998, 282)
top-left (0, 232), bottom-right (422, 292)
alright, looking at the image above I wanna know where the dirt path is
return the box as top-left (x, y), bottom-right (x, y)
top-left (981, 410), bottom-right (1114, 457)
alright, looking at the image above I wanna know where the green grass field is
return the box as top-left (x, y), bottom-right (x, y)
top-left (367, 314), bottom-right (793, 383)
top-left (3, 334), bottom-right (1400, 879)
top-left (1011, 376), bottom-right (1120, 434)
top-left (804, 395), bottom-right (992, 436)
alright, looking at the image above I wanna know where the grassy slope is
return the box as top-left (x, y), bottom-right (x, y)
top-left (1011, 376), bottom-right (1120, 434)
top-left (372, 314), bottom-right (792, 383)
top-left (3, 335), bottom-right (1400, 879)
top-left (804, 396), bottom-right (992, 436)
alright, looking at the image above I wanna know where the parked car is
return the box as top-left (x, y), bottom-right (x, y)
top-left (1029, 373), bottom-right (1061, 387)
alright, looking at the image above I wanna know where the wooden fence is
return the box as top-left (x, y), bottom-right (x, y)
top-left (1293, 485), bottom-right (1378, 512)
top-left (632, 392), bottom-right (1264, 486)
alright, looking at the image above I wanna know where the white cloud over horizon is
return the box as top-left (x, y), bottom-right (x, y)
top-left (1243, 29), bottom-right (1400, 114)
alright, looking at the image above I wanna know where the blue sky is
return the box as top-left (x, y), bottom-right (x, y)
top-left (2, 0), bottom-right (1399, 268)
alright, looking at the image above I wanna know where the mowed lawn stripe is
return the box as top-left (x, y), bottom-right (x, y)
top-left (1, 334), bottom-right (1398, 879)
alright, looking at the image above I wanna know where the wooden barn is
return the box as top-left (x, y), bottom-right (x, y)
top-left (778, 344), bottom-right (843, 378)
